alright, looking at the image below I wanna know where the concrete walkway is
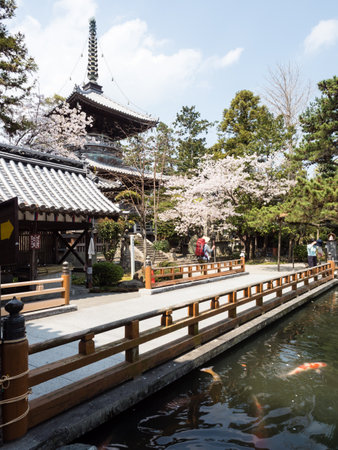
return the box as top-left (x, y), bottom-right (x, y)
top-left (26, 263), bottom-right (305, 398)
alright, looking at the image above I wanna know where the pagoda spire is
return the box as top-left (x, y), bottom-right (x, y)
top-left (87, 18), bottom-right (98, 82)
top-left (83, 18), bottom-right (102, 93)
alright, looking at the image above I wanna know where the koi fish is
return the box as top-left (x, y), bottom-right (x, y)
top-left (252, 394), bottom-right (263, 414)
top-left (200, 366), bottom-right (222, 382)
top-left (286, 362), bottom-right (327, 376)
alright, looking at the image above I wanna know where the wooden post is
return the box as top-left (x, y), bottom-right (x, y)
top-left (277, 277), bottom-right (283, 298)
top-left (188, 302), bottom-right (199, 336)
top-left (1, 298), bottom-right (29, 442)
top-left (79, 333), bottom-right (95, 355)
top-left (61, 261), bottom-right (70, 305)
top-left (125, 320), bottom-right (139, 363)
top-left (240, 256), bottom-right (245, 272)
top-left (145, 256), bottom-right (152, 289)
top-left (329, 259), bottom-right (335, 279)
top-left (211, 295), bottom-right (220, 309)
top-left (228, 291), bottom-right (237, 318)
top-left (256, 283), bottom-right (263, 307)
top-left (29, 222), bottom-right (38, 282)
top-left (161, 310), bottom-right (173, 327)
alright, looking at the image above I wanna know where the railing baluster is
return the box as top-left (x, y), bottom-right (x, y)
top-left (79, 333), bottom-right (95, 355)
top-left (188, 302), bottom-right (199, 336)
top-left (211, 295), bottom-right (220, 309)
top-left (228, 291), bottom-right (237, 318)
top-left (161, 309), bottom-right (173, 327)
top-left (125, 320), bottom-right (139, 363)
top-left (256, 283), bottom-right (263, 307)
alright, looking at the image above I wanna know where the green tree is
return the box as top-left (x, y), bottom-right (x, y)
top-left (155, 121), bottom-right (176, 175)
top-left (97, 218), bottom-right (133, 262)
top-left (173, 105), bottom-right (213, 173)
top-left (119, 129), bottom-right (172, 259)
top-left (284, 174), bottom-right (338, 229)
top-left (0, 0), bottom-right (37, 135)
top-left (213, 90), bottom-right (288, 159)
top-left (297, 76), bottom-right (338, 177)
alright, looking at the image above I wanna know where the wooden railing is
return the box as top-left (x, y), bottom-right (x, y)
top-left (5, 262), bottom-right (330, 432)
top-left (144, 257), bottom-right (245, 289)
top-left (0, 262), bottom-right (71, 316)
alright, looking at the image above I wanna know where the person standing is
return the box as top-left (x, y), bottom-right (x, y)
top-left (316, 239), bottom-right (324, 263)
top-left (307, 240), bottom-right (317, 267)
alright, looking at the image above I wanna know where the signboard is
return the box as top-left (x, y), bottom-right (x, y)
top-left (0, 197), bottom-right (19, 265)
top-left (30, 234), bottom-right (41, 250)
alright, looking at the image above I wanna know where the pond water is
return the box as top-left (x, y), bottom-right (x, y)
top-left (83, 288), bottom-right (338, 449)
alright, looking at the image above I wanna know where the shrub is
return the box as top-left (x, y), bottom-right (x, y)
top-left (153, 239), bottom-right (170, 253)
top-left (72, 274), bottom-right (86, 286)
top-left (93, 262), bottom-right (124, 287)
top-left (294, 244), bottom-right (307, 262)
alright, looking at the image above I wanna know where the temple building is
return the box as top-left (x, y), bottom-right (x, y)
top-left (0, 143), bottom-right (120, 281)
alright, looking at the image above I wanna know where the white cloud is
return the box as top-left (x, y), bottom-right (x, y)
top-left (218, 48), bottom-right (244, 67)
top-left (11, 0), bottom-right (97, 94)
top-left (11, 1), bottom-right (243, 114)
top-left (304, 19), bottom-right (338, 53)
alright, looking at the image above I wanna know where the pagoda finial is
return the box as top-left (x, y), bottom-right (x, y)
top-left (87, 17), bottom-right (98, 82)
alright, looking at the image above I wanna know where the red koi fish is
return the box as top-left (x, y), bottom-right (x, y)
top-left (287, 362), bottom-right (327, 376)
top-left (200, 366), bottom-right (222, 382)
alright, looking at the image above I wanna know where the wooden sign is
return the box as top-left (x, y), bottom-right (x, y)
top-left (0, 197), bottom-right (18, 265)
top-left (30, 234), bottom-right (41, 250)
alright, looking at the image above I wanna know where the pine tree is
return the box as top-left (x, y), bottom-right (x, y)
top-left (173, 106), bottom-right (213, 173)
top-left (0, 0), bottom-right (37, 135)
top-left (213, 90), bottom-right (288, 159)
top-left (298, 76), bottom-right (338, 177)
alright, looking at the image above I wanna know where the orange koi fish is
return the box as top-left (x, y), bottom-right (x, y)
top-left (252, 394), bottom-right (264, 417)
top-left (200, 366), bottom-right (221, 382)
top-left (286, 362), bottom-right (327, 376)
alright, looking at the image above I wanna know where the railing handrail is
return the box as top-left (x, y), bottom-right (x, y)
top-left (29, 263), bottom-right (332, 354)
top-left (0, 262), bottom-right (71, 311)
top-left (1, 277), bottom-right (63, 290)
top-left (152, 258), bottom-right (242, 271)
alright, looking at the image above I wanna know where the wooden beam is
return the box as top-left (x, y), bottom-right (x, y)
top-left (56, 230), bottom-right (86, 266)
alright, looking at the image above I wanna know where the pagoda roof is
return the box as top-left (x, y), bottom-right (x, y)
top-left (0, 143), bottom-right (120, 218)
top-left (86, 157), bottom-right (166, 182)
top-left (67, 86), bottom-right (158, 140)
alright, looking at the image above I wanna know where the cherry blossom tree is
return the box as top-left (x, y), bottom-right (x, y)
top-left (2, 93), bottom-right (93, 157)
top-left (160, 154), bottom-right (294, 235)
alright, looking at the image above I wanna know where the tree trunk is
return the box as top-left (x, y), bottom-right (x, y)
top-left (249, 236), bottom-right (254, 260)
top-left (288, 238), bottom-right (293, 262)
top-left (263, 235), bottom-right (268, 256)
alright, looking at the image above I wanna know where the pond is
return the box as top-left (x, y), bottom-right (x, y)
top-left (82, 288), bottom-right (338, 449)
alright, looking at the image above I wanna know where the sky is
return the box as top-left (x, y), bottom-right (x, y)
top-left (9, 0), bottom-right (338, 144)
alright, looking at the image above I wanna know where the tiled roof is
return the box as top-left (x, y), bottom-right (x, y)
top-left (0, 144), bottom-right (120, 217)
top-left (70, 87), bottom-right (158, 125)
top-left (86, 157), bottom-right (164, 181)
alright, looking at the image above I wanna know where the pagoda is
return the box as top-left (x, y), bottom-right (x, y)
top-left (67, 18), bottom-right (158, 169)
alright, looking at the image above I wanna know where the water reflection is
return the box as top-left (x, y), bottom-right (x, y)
top-left (83, 289), bottom-right (338, 449)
